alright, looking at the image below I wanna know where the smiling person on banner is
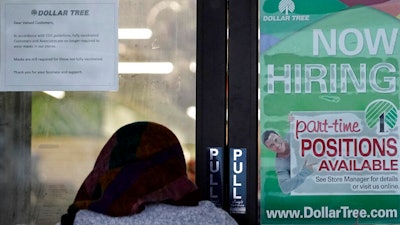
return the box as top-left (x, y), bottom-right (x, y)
top-left (262, 129), bottom-right (317, 194)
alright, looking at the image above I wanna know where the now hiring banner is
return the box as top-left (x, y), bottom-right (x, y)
top-left (259, 0), bottom-right (400, 224)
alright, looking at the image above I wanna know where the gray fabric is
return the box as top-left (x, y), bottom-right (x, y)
top-left (275, 156), bottom-right (312, 194)
top-left (71, 200), bottom-right (238, 225)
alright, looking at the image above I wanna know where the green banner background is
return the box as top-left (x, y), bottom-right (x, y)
top-left (260, 0), bottom-right (400, 224)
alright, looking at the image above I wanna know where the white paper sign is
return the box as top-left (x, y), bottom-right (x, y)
top-left (1, 0), bottom-right (118, 91)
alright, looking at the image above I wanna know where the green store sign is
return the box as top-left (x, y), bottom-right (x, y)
top-left (259, 0), bottom-right (400, 224)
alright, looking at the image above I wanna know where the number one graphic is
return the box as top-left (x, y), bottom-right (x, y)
top-left (365, 100), bottom-right (398, 133)
top-left (379, 113), bottom-right (385, 133)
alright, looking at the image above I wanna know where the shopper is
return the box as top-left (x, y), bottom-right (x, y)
top-left (58, 121), bottom-right (237, 225)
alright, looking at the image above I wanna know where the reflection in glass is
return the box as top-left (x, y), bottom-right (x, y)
top-left (30, 0), bottom-right (196, 224)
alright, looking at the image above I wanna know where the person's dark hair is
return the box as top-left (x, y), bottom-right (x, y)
top-left (61, 121), bottom-right (200, 225)
top-left (261, 130), bottom-right (278, 147)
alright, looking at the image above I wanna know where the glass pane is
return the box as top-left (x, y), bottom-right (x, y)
top-left (30, 0), bottom-right (196, 224)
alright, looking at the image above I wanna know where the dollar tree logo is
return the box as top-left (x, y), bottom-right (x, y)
top-left (279, 0), bottom-right (295, 15)
top-left (365, 99), bottom-right (398, 133)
